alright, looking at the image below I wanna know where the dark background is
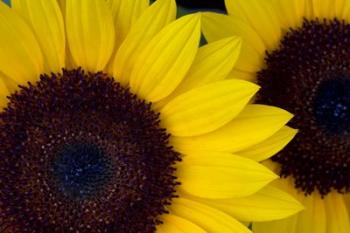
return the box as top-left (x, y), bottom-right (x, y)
top-left (2, 0), bottom-right (226, 14)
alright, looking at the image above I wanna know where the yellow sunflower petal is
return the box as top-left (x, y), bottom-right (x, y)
top-left (161, 79), bottom-right (259, 137)
top-left (325, 193), bottom-right (350, 233)
top-left (234, 42), bottom-right (264, 73)
top-left (256, 175), bottom-right (329, 233)
top-left (277, 0), bottom-right (305, 28)
top-left (227, 0), bottom-right (281, 51)
top-left (345, 194), bottom-right (350, 213)
top-left (253, 215), bottom-right (299, 233)
top-left (0, 2), bottom-right (43, 84)
top-left (201, 12), bottom-right (264, 72)
top-left (291, 193), bottom-right (326, 233)
top-left (129, 14), bottom-right (201, 102)
top-left (311, 0), bottom-right (333, 19)
top-left (66, 0), bottom-right (115, 72)
top-left (236, 126), bottom-right (298, 161)
top-left (0, 71), bottom-right (18, 94)
top-left (177, 152), bottom-right (277, 199)
top-left (224, 0), bottom-right (235, 16)
top-left (184, 185), bottom-right (303, 222)
top-left (12, 0), bottom-right (65, 73)
top-left (171, 104), bottom-right (293, 153)
top-left (261, 159), bottom-right (281, 175)
top-left (202, 12), bottom-right (265, 55)
top-left (200, 12), bottom-right (234, 42)
top-left (0, 76), bottom-right (9, 109)
top-left (57, 0), bottom-right (66, 10)
top-left (157, 214), bottom-right (206, 233)
top-left (108, 0), bottom-right (149, 50)
top-left (112, 0), bottom-right (176, 85)
top-left (171, 36), bottom-right (242, 95)
top-left (340, 0), bottom-right (350, 21)
top-left (169, 198), bottom-right (251, 233)
top-left (334, 0), bottom-right (344, 18)
top-left (155, 36), bottom-right (243, 109)
top-left (228, 69), bottom-right (256, 82)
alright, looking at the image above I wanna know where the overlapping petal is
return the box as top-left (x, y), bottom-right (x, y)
top-left (112, 0), bottom-right (176, 85)
top-left (12, 0), bottom-right (65, 73)
top-left (129, 14), bottom-right (201, 102)
top-left (172, 104), bottom-right (293, 153)
top-left (161, 79), bottom-right (259, 137)
top-left (177, 152), bottom-right (277, 199)
top-left (66, 0), bottom-right (115, 72)
top-left (0, 2), bottom-right (44, 84)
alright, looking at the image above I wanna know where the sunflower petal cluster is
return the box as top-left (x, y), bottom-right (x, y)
top-left (0, 0), bottom-right (304, 232)
top-left (203, 0), bottom-right (350, 232)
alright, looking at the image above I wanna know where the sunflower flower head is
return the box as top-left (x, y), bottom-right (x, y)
top-left (202, 0), bottom-right (350, 232)
top-left (0, 0), bottom-right (302, 232)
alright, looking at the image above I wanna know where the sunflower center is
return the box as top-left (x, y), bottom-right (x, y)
top-left (52, 143), bottom-right (112, 200)
top-left (313, 77), bottom-right (350, 134)
top-left (256, 19), bottom-right (350, 195)
top-left (0, 69), bottom-right (180, 233)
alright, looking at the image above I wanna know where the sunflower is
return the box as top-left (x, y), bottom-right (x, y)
top-left (202, 0), bottom-right (350, 232)
top-left (0, 0), bottom-right (302, 232)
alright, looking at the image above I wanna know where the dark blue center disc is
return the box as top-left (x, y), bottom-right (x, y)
top-left (52, 143), bottom-right (112, 200)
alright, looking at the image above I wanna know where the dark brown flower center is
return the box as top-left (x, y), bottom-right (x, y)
top-left (256, 19), bottom-right (350, 196)
top-left (0, 69), bottom-right (180, 233)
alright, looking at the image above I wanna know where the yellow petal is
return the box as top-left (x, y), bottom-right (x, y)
top-left (0, 75), bottom-right (10, 109)
top-left (201, 13), bottom-right (264, 72)
top-left (129, 14), bottom-right (201, 102)
top-left (188, 185), bottom-right (303, 222)
top-left (331, 0), bottom-right (350, 20)
top-left (112, 0), bottom-right (176, 85)
top-left (171, 104), bottom-right (293, 153)
top-left (261, 159), bottom-right (282, 175)
top-left (108, 0), bottom-right (149, 51)
top-left (12, 0), bottom-right (65, 73)
top-left (237, 126), bottom-right (298, 161)
top-left (340, 0), bottom-right (350, 22)
top-left (224, 0), bottom-right (235, 16)
top-left (57, 0), bottom-right (66, 10)
top-left (0, 2), bottom-right (43, 84)
top-left (66, 0), bottom-right (115, 72)
top-left (172, 36), bottom-right (242, 95)
top-left (345, 194), bottom-right (350, 213)
top-left (291, 193), bottom-right (326, 233)
top-left (0, 71), bottom-right (18, 94)
top-left (228, 69), bottom-right (256, 82)
top-left (157, 214), bottom-right (206, 233)
top-left (262, 161), bottom-right (305, 199)
top-left (304, 0), bottom-right (314, 19)
top-left (325, 193), bottom-right (350, 233)
top-left (202, 12), bottom-right (265, 55)
top-left (253, 215), bottom-right (299, 233)
top-left (227, 0), bottom-right (281, 51)
top-left (234, 42), bottom-right (264, 73)
top-left (311, 0), bottom-right (334, 19)
top-left (255, 178), bottom-right (328, 233)
top-left (169, 198), bottom-right (251, 233)
top-left (177, 152), bottom-right (277, 199)
top-left (277, 0), bottom-right (305, 28)
top-left (201, 12), bottom-right (233, 42)
top-left (161, 79), bottom-right (259, 137)
top-left (155, 37), bottom-right (242, 109)
top-left (334, 0), bottom-right (344, 18)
